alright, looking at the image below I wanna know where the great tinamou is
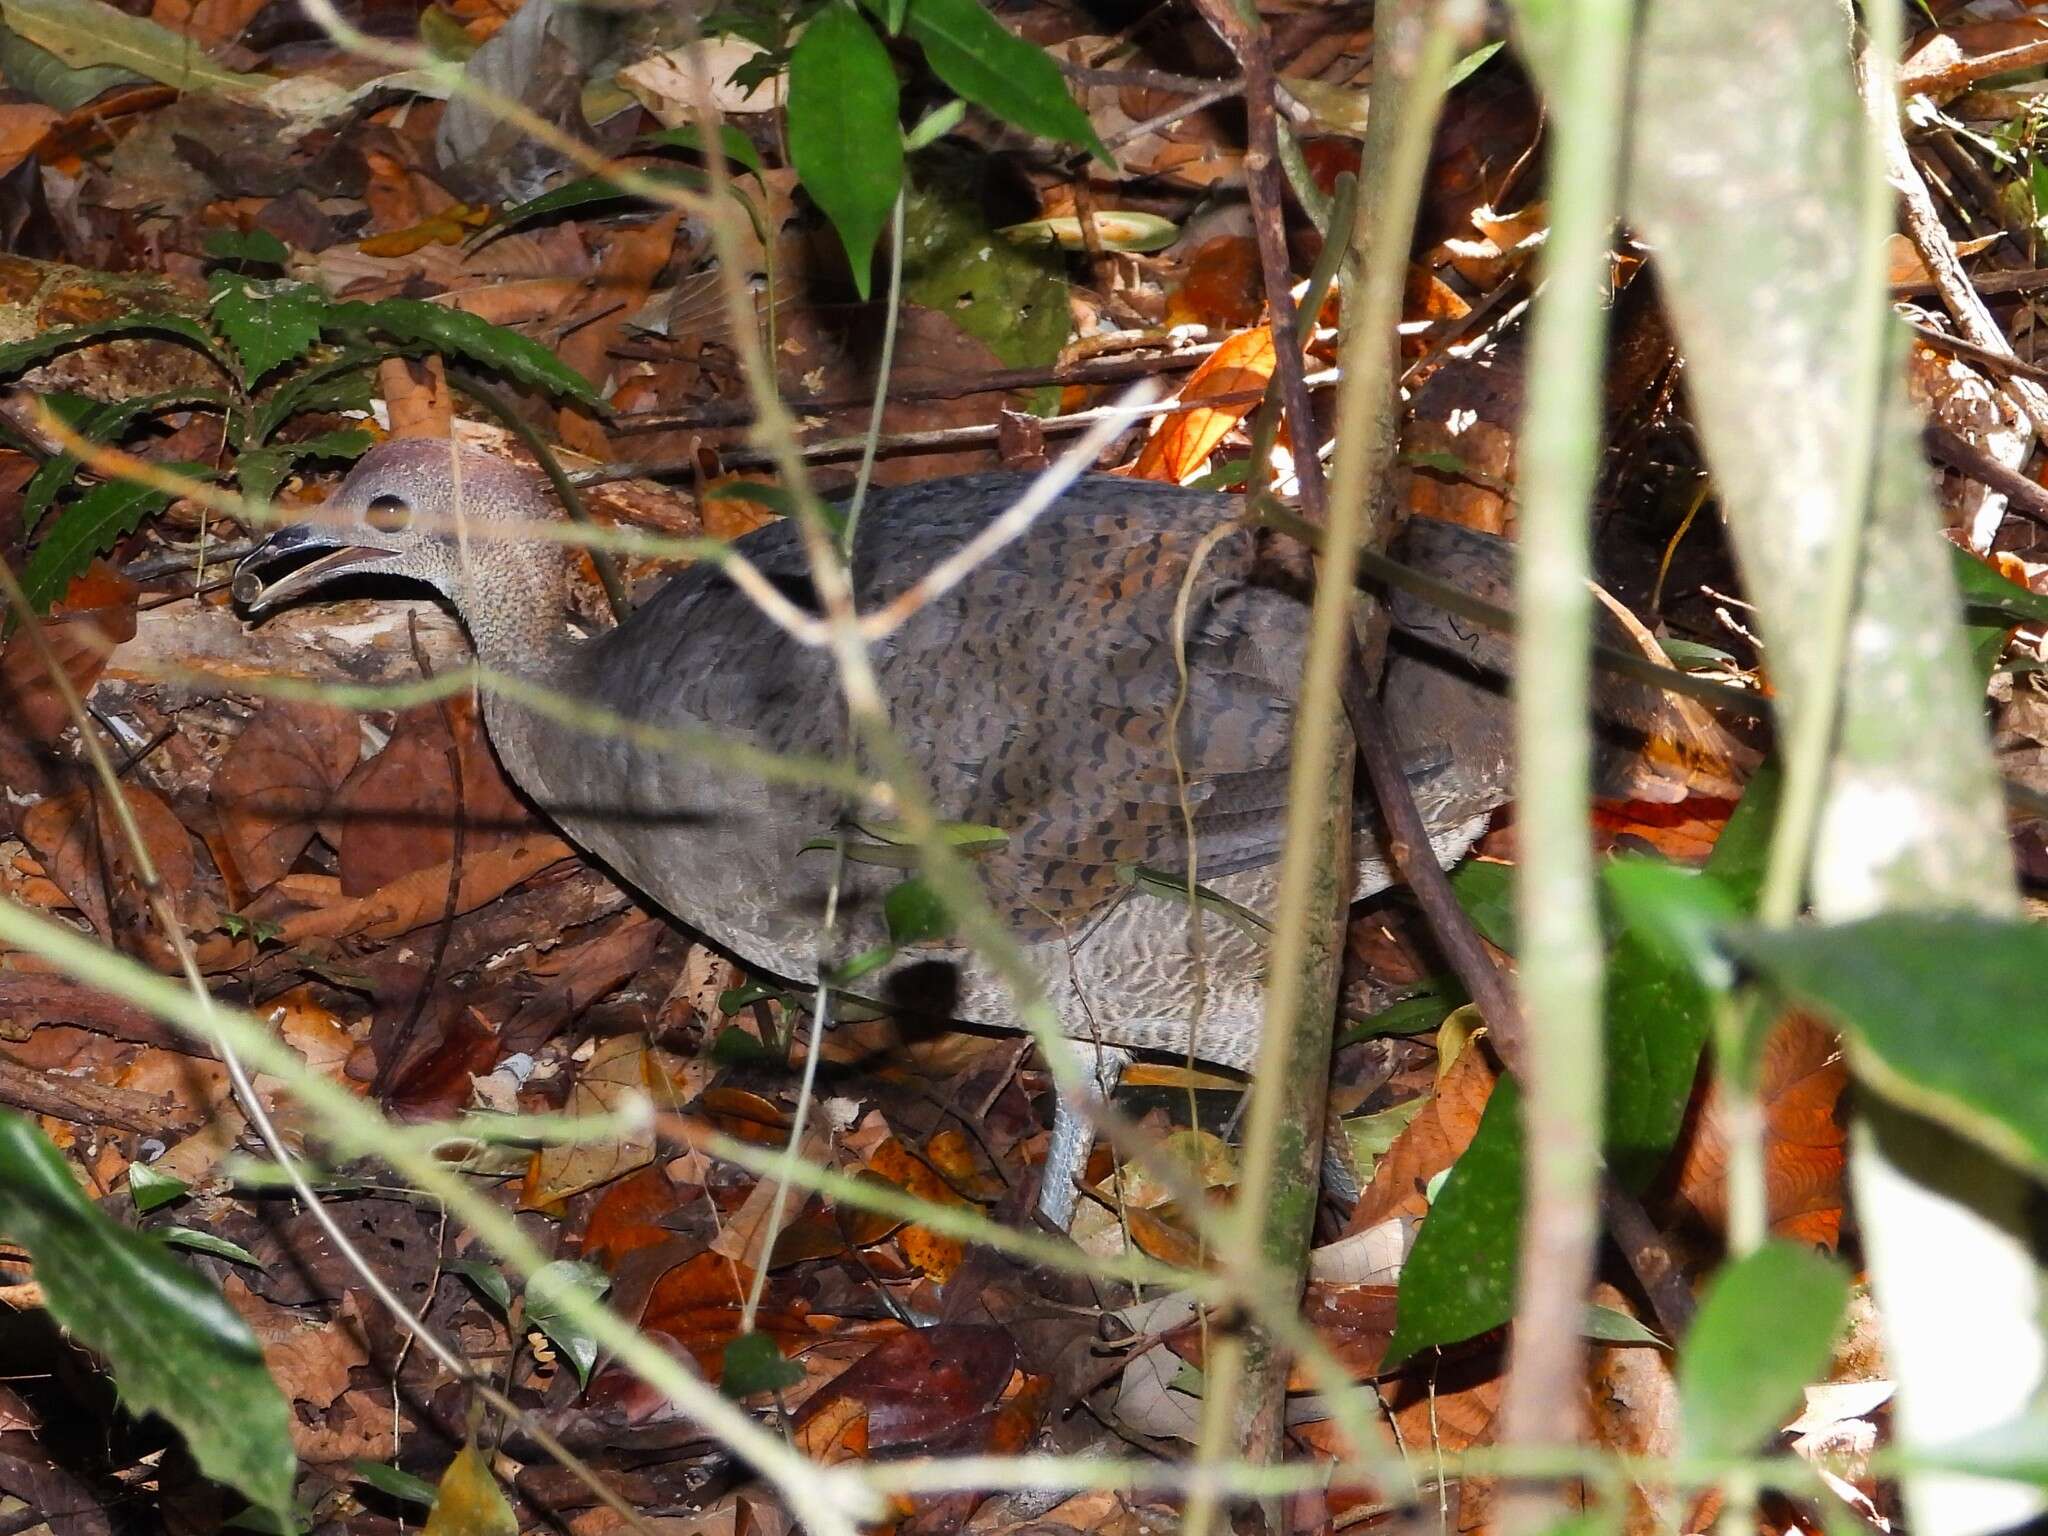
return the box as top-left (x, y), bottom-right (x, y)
top-left (235, 441), bottom-right (1674, 1221)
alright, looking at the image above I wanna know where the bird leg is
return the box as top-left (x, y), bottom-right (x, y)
top-left (1036, 1044), bottom-right (1133, 1229)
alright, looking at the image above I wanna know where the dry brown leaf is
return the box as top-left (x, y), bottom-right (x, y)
top-left (20, 781), bottom-right (201, 938)
top-left (330, 692), bottom-right (537, 896)
top-left (0, 105), bottom-right (55, 176)
top-left (276, 833), bottom-right (573, 944)
top-left (521, 1033), bottom-right (662, 1208)
top-left (212, 700), bottom-right (359, 895)
top-left (379, 353), bottom-right (453, 439)
top-left (863, 1135), bottom-right (974, 1284)
top-left (0, 561), bottom-right (138, 744)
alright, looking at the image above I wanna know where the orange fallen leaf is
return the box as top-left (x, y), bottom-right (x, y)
top-left (1132, 325), bottom-right (1276, 484)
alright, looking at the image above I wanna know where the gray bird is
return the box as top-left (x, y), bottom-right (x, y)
top-left (234, 441), bottom-right (1664, 1222)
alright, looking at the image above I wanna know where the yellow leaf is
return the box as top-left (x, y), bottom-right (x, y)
top-left (422, 1442), bottom-right (515, 1536)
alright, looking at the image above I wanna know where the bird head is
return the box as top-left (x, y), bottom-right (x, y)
top-left (233, 439), bottom-right (550, 615)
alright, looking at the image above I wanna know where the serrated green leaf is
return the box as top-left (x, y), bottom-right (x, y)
top-left (21, 474), bottom-right (178, 613)
top-left (901, 158), bottom-right (1070, 383)
top-left (523, 1259), bottom-right (609, 1388)
top-left (248, 350), bottom-right (378, 443)
top-left (900, 0), bottom-right (1108, 162)
top-left (0, 1111), bottom-right (294, 1520)
top-left (1385, 1076), bottom-right (1522, 1366)
top-left (721, 1329), bottom-right (802, 1396)
top-left (1679, 1241), bottom-right (1847, 1457)
top-left (126, 1160), bottom-right (189, 1213)
top-left (210, 277), bottom-right (325, 384)
top-left (1342, 1097), bottom-right (1425, 1186)
top-left (157, 1227), bottom-right (264, 1268)
top-left (0, 0), bottom-right (267, 98)
top-left (234, 430), bottom-right (373, 503)
top-left (1733, 913), bottom-right (2048, 1175)
top-left (22, 389), bottom-right (221, 540)
top-left (884, 875), bottom-right (951, 945)
top-left (323, 299), bottom-right (602, 408)
top-left (0, 312), bottom-right (227, 383)
top-left (788, 3), bottom-right (902, 300)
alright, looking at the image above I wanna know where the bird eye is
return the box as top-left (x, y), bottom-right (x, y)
top-left (365, 493), bottom-right (412, 534)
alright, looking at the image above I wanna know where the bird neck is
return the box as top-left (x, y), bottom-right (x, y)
top-left (449, 527), bottom-right (581, 687)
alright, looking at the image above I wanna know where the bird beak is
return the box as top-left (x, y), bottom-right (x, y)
top-left (232, 524), bottom-right (394, 614)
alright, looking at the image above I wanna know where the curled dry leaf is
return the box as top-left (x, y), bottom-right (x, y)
top-left (20, 781), bottom-right (202, 939)
top-left (275, 832), bottom-right (573, 945)
top-left (211, 700), bottom-right (359, 897)
top-left (1131, 324), bottom-right (1275, 485)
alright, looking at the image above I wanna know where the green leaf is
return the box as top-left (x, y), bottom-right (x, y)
top-left (998, 210), bottom-right (1179, 252)
top-left (0, 1111), bottom-right (295, 1521)
top-left (1337, 987), bottom-right (1456, 1045)
top-left (884, 875), bottom-right (951, 944)
top-left (1447, 38), bottom-right (1505, 90)
top-left (1385, 1076), bottom-right (1522, 1366)
top-left (523, 1259), bottom-right (609, 1388)
top-left (446, 1258), bottom-right (512, 1317)
top-left (234, 429), bottom-right (373, 504)
top-left (351, 1460), bottom-right (438, 1507)
top-left (248, 350), bottom-right (379, 443)
top-left (0, 17), bottom-right (141, 109)
top-left (903, 97), bottom-right (965, 151)
top-left (480, 163), bottom-right (712, 245)
top-left (157, 1227), bottom-right (265, 1269)
top-left (322, 300), bottom-right (603, 408)
top-left (1679, 1241), bottom-right (1847, 1458)
top-left (21, 473), bottom-right (179, 614)
top-left (1583, 1303), bottom-right (1667, 1348)
top-left (1342, 1097), bottom-right (1426, 1187)
top-left (1952, 546), bottom-right (2048, 677)
top-left (1951, 544), bottom-right (2048, 626)
top-left (1732, 913), bottom-right (2048, 1175)
top-left (22, 389), bottom-right (220, 540)
top-left (902, 153), bottom-right (1069, 382)
top-left (788, 2), bottom-right (903, 299)
top-left (900, 0), bottom-right (1109, 163)
top-left (0, 0), bottom-right (269, 98)
top-left (210, 277), bottom-right (325, 385)
top-left (646, 122), bottom-right (766, 178)
top-left (1449, 858), bottom-right (1515, 950)
top-left (126, 1160), bottom-right (190, 1213)
top-left (1605, 860), bottom-right (1742, 992)
top-left (0, 312), bottom-right (227, 383)
top-left (204, 228), bottom-right (290, 268)
top-left (720, 1329), bottom-right (802, 1396)
top-left (1602, 766), bottom-right (1777, 1187)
